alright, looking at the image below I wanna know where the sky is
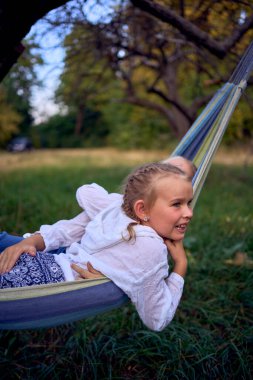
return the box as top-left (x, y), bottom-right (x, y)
top-left (30, 35), bottom-right (65, 124)
top-left (28, 18), bottom-right (67, 124)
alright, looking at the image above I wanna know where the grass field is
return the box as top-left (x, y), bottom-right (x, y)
top-left (0, 148), bottom-right (252, 379)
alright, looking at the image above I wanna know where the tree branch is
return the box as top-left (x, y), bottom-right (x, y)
top-left (130, 0), bottom-right (253, 58)
top-left (121, 95), bottom-right (178, 134)
top-left (148, 86), bottom-right (193, 123)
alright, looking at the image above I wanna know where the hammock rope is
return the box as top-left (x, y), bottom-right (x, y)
top-left (1, 41), bottom-right (253, 330)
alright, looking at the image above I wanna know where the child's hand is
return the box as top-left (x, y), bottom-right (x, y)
top-left (164, 239), bottom-right (186, 261)
top-left (0, 242), bottom-right (37, 274)
top-left (163, 239), bottom-right (187, 278)
top-left (71, 262), bottom-right (105, 280)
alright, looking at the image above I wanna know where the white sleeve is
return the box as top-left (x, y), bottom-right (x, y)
top-left (134, 270), bottom-right (184, 332)
top-left (76, 183), bottom-right (122, 220)
top-left (39, 211), bottom-right (90, 251)
top-left (39, 183), bottom-right (121, 252)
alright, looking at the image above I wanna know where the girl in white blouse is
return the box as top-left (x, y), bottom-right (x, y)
top-left (0, 162), bottom-right (193, 331)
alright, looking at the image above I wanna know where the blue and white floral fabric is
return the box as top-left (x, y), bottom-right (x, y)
top-left (0, 252), bottom-right (65, 288)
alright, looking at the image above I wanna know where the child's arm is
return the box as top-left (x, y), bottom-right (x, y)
top-left (28, 185), bottom-right (120, 252)
top-left (38, 211), bottom-right (90, 251)
top-left (0, 234), bottom-right (45, 274)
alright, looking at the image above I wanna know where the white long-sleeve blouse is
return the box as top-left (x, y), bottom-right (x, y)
top-left (39, 183), bottom-right (185, 332)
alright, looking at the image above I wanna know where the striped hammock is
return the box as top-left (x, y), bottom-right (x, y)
top-left (1, 42), bottom-right (253, 330)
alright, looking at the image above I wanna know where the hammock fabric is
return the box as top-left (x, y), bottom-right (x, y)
top-left (1, 42), bottom-right (253, 330)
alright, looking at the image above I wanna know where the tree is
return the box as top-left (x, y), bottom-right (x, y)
top-left (0, 87), bottom-right (21, 147)
top-left (34, 110), bottom-right (107, 148)
top-left (79, 1), bottom-right (253, 138)
top-left (2, 40), bottom-right (43, 135)
top-left (7, 0), bottom-right (252, 140)
top-left (130, 0), bottom-right (253, 59)
top-left (56, 23), bottom-right (115, 137)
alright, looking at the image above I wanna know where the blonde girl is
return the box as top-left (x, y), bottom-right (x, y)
top-left (0, 162), bottom-right (193, 331)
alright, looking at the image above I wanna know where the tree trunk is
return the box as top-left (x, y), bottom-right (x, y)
top-left (162, 61), bottom-right (191, 138)
top-left (75, 106), bottom-right (84, 136)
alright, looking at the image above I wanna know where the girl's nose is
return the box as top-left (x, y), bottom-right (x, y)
top-left (184, 205), bottom-right (193, 220)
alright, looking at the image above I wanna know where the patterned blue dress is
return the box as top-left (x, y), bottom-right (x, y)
top-left (0, 252), bottom-right (65, 288)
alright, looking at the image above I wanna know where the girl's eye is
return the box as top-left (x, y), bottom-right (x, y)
top-left (172, 202), bottom-right (181, 208)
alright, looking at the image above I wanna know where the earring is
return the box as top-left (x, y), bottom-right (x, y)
top-left (143, 216), bottom-right (149, 222)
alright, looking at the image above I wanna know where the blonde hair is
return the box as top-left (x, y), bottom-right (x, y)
top-left (121, 162), bottom-right (189, 240)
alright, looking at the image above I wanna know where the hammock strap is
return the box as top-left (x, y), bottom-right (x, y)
top-left (170, 83), bottom-right (234, 160)
top-left (192, 79), bottom-right (247, 206)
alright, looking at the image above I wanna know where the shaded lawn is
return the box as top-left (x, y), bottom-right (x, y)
top-left (0, 155), bottom-right (252, 379)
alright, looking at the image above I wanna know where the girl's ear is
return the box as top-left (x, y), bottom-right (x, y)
top-left (134, 199), bottom-right (148, 221)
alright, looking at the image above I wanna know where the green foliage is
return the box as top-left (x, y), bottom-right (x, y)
top-left (104, 101), bottom-right (174, 149)
top-left (56, 24), bottom-right (115, 115)
top-left (38, 78), bottom-right (174, 149)
top-left (2, 39), bottom-right (42, 136)
top-left (0, 153), bottom-right (252, 379)
top-left (34, 110), bottom-right (109, 148)
top-left (222, 90), bottom-right (253, 144)
top-left (0, 87), bottom-right (21, 147)
top-left (0, 38), bottom-right (43, 148)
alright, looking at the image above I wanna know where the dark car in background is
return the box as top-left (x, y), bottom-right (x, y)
top-left (7, 137), bottom-right (33, 152)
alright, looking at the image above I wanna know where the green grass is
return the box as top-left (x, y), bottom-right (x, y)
top-left (0, 152), bottom-right (252, 379)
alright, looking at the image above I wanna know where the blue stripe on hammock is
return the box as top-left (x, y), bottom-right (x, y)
top-left (0, 281), bottom-right (129, 330)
